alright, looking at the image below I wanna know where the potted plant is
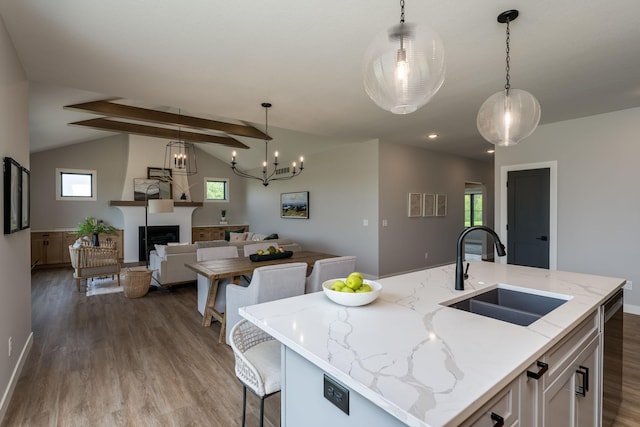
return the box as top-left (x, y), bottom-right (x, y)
top-left (75, 217), bottom-right (117, 246)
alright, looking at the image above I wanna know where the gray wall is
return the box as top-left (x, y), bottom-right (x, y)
top-left (246, 140), bottom-right (380, 277)
top-left (189, 145), bottom-right (248, 227)
top-left (378, 142), bottom-right (494, 276)
top-left (0, 18), bottom-right (31, 422)
top-left (495, 107), bottom-right (640, 309)
top-left (30, 134), bottom-right (128, 230)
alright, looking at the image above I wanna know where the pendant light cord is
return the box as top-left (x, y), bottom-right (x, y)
top-left (400, 0), bottom-right (405, 23)
top-left (504, 19), bottom-right (511, 93)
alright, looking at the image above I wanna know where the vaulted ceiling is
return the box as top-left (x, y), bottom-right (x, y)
top-left (1, 0), bottom-right (639, 166)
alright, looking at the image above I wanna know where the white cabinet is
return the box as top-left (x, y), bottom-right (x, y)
top-left (542, 336), bottom-right (599, 427)
top-left (461, 375), bottom-right (521, 427)
top-left (464, 309), bottom-right (601, 427)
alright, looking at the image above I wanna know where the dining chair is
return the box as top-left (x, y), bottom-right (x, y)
top-left (229, 319), bottom-right (281, 427)
top-left (305, 255), bottom-right (357, 293)
top-left (196, 246), bottom-right (239, 316)
top-left (226, 262), bottom-right (307, 344)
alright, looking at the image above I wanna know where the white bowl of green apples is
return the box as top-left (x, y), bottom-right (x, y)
top-left (322, 272), bottom-right (382, 307)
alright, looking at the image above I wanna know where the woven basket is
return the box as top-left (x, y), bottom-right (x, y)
top-left (123, 267), bottom-right (152, 298)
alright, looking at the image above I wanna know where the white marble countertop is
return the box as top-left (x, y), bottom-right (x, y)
top-left (240, 262), bottom-right (625, 427)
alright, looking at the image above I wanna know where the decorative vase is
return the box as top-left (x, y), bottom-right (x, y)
top-left (180, 193), bottom-right (187, 200)
top-left (92, 233), bottom-right (100, 247)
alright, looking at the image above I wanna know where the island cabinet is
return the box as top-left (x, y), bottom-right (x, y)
top-left (463, 310), bottom-right (600, 427)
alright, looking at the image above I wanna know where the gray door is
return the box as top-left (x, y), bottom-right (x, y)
top-left (507, 168), bottom-right (550, 268)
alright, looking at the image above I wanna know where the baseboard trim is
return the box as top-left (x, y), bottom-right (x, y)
top-left (0, 332), bottom-right (33, 424)
top-left (624, 303), bottom-right (640, 315)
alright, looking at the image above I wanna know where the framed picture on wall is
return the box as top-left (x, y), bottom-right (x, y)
top-left (134, 178), bottom-right (160, 201)
top-left (436, 194), bottom-right (448, 217)
top-left (20, 167), bottom-right (30, 230)
top-left (423, 194), bottom-right (435, 217)
top-left (408, 193), bottom-right (423, 217)
top-left (3, 157), bottom-right (21, 234)
top-left (147, 167), bottom-right (172, 199)
top-left (281, 191), bottom-right (309, 219)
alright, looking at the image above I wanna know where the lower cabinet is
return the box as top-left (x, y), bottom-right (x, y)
top-left (464, 309), bottom-right (601, 427)
top-left (461, 375), bottom-right (521, 426)
top-left (31, 229), bottom-right (124, 267)
top-left (542, 336), bottom-right (599, 427)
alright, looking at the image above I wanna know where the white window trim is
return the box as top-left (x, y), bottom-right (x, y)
top-left (204, 177), bottom-right (230, 203)
top-left (56, 168), bottom-right (97, 201)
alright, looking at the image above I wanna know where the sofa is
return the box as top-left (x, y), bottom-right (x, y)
top-left (225, 231), bottom-right (295, 256)
top-left (149, 240), bottom-right (228, 286)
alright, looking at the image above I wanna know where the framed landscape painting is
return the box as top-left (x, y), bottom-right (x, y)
top-left (281, 191), bottom-right (309, 219)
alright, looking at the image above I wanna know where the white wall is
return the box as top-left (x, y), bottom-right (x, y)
top-left (0, 17), bottom-right (32, 422)
top-left (246, 140), bottom-right (380, 277)
top-left (495, 107), bottom-right (640, 311)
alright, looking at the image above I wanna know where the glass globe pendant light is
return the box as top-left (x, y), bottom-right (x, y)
top-left (477, 10), bottom-right (540, 146)
top-left (363, 0), bottom-right (445, 114)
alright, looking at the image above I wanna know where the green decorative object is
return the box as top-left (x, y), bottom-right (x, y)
top-left (75, 217), bottom-right (117, 246)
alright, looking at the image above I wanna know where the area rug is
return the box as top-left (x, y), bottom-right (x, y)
top-left (86, 275), bottom-right (125, 296)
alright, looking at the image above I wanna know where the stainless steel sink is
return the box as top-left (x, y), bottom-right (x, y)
top-left (446, 285), bottom-right (570, 326)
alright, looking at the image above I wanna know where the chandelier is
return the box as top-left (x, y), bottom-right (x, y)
top-left (363, 0), bottom-right (445, 114)
top-left (476, 10), bottom-right (541, 146)
top-left (230, 103), bottom-right (304, 187)
top-left (163, 109), bottom-right (197, 175)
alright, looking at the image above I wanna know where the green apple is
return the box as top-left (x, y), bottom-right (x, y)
top-left (345, 272), bottom-right (364, 290)
top-left (330, 280), bottom-right (346, 291)
top-left (340, 286), bottom-right (355, 293)
top-left (356, 284), bottom-right (372, 293)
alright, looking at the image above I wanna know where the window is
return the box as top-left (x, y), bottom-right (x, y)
top-left (464, 192), bottom-right (483, 227)
top-left (204, 177), bottom-right (229, 202)
top-left (56, 168), bottom-right (97, 201)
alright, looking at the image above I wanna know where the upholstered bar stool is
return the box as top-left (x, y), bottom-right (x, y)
top-left (229, 319), bottom-right (281, 427)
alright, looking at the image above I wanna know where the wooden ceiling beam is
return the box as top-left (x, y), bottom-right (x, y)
top-left (69, 118), bottom-right (250, 149)
top-left (65, 100), bottom-right (270, 140)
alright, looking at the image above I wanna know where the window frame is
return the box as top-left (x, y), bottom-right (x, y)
top-left (204, 177), bottom-right (230, 203)
top-left (56, 168), bottom-right (97, 201)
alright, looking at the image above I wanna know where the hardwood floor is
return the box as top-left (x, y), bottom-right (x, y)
top-left (2, 268), bottom-right (280, 427)
top-left (2, 269), bottom-right (639, 426)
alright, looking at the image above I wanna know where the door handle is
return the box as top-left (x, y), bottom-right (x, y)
top-left (535, 236), bottom-right (548, 241)
top-left (576, 365), bottom-right (589, 397)
top-left (490, 412), bottom-right (504, 427)
top-left (526, 361), bottom-right (548, 380)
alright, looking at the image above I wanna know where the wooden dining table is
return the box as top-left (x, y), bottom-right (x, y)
top-left (185, 250), bottom-right (337, 342)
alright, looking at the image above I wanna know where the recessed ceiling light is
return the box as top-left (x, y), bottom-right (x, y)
top-left (427, 133), bottom-right (438, 139)
top-left (487, 149), bottom-right (495, 154)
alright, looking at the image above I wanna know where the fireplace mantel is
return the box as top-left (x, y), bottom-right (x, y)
top-left (110, 200), bottom-right (202, 207)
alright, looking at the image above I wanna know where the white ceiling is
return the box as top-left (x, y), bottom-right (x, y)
top-left (1, 0), bottom-right (640, 166)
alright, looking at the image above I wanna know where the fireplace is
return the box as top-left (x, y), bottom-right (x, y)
top-left (138, 225), bottom-right (180, 261)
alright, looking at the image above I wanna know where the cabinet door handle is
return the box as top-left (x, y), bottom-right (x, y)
top-left (575, 365), bottom-right (589, 397)
top-left (490, 412), bottom-right (504, 427)
top-left (526, 361), bottom-right (548, 380)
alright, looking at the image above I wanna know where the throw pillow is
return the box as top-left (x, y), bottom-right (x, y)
top-left (264, 233), bottom-right (279, 240)
top-left (225, 228), bottom-right (246, 241)
top-left (229, 232), bottom-right (248, 242)
top-left (251, 233), bottom-right (268, 241)
top-left (154, 244), bottom-right (167, 258)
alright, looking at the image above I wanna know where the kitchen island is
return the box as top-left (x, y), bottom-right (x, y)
top-left (239, 261), bottom-right (624, 426)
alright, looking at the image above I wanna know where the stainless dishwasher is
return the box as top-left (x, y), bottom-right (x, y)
top-left (602, 288), bottom-right (623, 427)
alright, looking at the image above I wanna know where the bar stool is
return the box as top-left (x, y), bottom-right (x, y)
top-left (229, 319), bottom-right (281, 427)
